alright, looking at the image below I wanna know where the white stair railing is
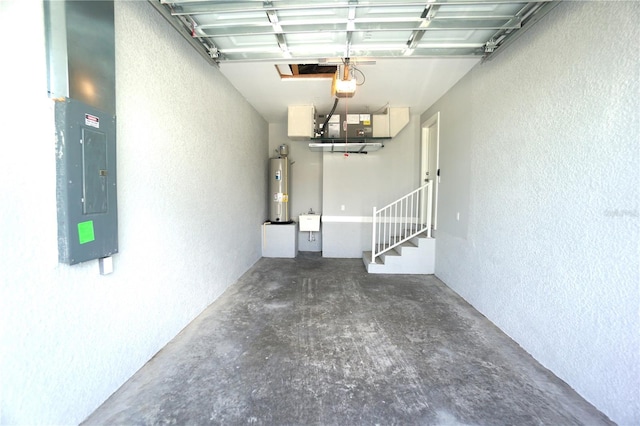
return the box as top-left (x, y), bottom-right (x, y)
top-left (370, 181), bottom-right (432, 264)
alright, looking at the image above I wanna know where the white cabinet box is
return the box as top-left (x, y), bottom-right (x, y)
top-left (262, 222), bottom-right (298, 258)
top-left (287, 105), bottom-right (315, 139)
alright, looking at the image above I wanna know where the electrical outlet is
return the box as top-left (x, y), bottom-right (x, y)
top-left (341, 205), bottom-right (345, 211)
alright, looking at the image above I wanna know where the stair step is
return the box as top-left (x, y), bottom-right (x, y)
top-left (362, 236), bottom-right (435, 275)
top-left (393, 241), bottom-right (419, 256)
top-left (363, 251), bottom-right (384, 265)
top-left (375, 238), bottom-right (421, 252)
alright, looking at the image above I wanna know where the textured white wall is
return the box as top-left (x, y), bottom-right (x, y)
top-left (421, 2), bottom-right (639, 424)
top-left (0, 1), bottom-right (267, 424)
top-left (322, 115), bottom-right (420, 257)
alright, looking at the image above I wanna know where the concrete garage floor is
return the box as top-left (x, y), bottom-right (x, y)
top-left (84, 253), bottom-right (612, 425)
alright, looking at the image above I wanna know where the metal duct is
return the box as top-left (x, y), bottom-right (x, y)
top-left (44, 0), bottom-right (116, 114)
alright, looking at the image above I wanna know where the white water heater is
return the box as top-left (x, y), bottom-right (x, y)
top-left (269, 145), bottom-right (290, 223)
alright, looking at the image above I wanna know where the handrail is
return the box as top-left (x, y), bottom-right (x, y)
top-left (370, 181), bottom-right (432, 264)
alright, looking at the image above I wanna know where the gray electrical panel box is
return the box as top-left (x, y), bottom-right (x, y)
top-left (55, 98), bottom-right (118, 265)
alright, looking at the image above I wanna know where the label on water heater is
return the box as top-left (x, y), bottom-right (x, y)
top-left (275, 171), bottom-right (281, 181)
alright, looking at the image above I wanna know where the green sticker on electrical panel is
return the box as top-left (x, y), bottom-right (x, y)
top-left (78, 220), bottom-right (95, 244)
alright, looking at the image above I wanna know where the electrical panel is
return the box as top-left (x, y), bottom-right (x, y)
top-left (55, 98), bottom-right (118, 265)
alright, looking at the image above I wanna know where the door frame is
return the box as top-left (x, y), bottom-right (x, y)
top-left (421, 112), bottom-right (440, 230)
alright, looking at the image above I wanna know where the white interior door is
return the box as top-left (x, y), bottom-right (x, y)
top-left (420, 127), bottom-right (429, 185)
top-left (420, 112), bottom-right (440, 230)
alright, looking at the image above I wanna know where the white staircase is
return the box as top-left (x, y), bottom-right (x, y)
top-left (363, 182), bottom-right (436, 274)
top-left (363, 232), bottom-right (435, 274)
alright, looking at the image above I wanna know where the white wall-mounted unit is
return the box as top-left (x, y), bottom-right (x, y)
top-left (298, 214), bottom-right (321, 232)
top-left (287, 105), bottom-right (315, 139)
top-left (372, 107), bottom-right (410, 138)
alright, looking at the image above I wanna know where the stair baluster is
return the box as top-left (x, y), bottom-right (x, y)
top-left (370, 181), bottom-right (433, 265)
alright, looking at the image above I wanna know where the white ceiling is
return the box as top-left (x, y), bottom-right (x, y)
top-left (218, 57), bottom-right (479, 123)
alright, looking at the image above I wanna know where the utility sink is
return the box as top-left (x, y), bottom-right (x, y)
top-left (299, 214), bottom-right (321, 232)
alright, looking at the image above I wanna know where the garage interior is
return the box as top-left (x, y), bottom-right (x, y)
top-left (83, 254), bottom-right (612, 425)
top-left (0, 1), bottom-right (638, 425)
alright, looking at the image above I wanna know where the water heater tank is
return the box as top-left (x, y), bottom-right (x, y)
top-left (269, 157), bottom-right (290, 223)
